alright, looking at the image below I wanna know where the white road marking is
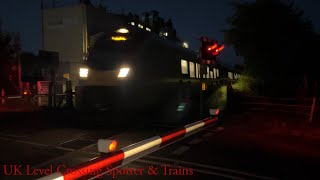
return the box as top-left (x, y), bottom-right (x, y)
top-left (55, 133), bottom-right (88, 146)
top-left (0, 135), bottom-right (91, 150)
top-left (0, 136), bottom-right (49, 147)
top-left (54, 146), bottom-right (75, 152)
top-left (31, 134), bottom-right (117, 170)
top-left (31, 143), bottom-right (98, 169)
top-left (17, 140), bottom-right (49, 147)
top-left (0, 133), bottom-right (28, 138)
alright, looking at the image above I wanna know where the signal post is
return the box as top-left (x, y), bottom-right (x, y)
top-left (199, 36), bottom-right (224, 117)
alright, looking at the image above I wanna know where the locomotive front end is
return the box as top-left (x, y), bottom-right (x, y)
top-left (75, 27), bottom-right (145, 112)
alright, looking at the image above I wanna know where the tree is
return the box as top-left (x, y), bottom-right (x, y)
top-left (0, 31), bottom-right (20, 95)
top-left (224, 0), bottom-right (319, 97)
top-left (166, 18), bottom-right (173, 29)
top-left (234, 64), bottom-right (244, 72)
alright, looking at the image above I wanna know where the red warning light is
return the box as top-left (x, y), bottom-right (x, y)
top-left (98, 139), bottom-right (118, 153)
top-left (208, 44), bottom-right (218, 51)
top-left (108, 140), bottom-right (117, 152)
top-left (218, 44), bottom-right (225, 51)
top-left (200, 37), bottom-right (224, 61)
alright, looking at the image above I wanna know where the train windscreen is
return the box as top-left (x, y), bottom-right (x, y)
top-left (87, 31), bottom-right (147, 70)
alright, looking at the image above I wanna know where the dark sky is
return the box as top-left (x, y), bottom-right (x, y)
top-left (0, 0), bottom-right (319, 66)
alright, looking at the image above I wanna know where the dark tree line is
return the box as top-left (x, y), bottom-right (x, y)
top-left (0, 30), bottom-right (21, 95)
top-left (224, 0), bottom-right (320, 97)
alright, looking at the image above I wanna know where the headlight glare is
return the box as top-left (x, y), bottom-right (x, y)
top-left (79, 68), bottom-right (89, 78)
top-left (118, 68), bottom-right (130, 78)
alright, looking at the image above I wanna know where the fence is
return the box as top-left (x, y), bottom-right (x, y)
top-left (0, 93), bottom-right (75, 112)
top-left (233, 95), bottom-right (319, 123)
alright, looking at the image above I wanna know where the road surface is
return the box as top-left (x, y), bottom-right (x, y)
top-left (1, 111), bottom-right (320, 180)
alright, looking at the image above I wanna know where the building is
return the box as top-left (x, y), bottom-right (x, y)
top-left (41, 1), bottom-right (127, 89)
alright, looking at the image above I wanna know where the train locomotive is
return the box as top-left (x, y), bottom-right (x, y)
top-left (76, 24), bottom-right (234, 123)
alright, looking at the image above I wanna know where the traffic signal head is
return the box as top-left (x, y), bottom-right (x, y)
top-left (200, 37), bottom-right (224, 61)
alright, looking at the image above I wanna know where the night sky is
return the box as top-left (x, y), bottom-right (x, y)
top-left (1, 0), bottom-right (319, 66)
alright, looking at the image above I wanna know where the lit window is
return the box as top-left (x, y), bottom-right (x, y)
top-left (164, 32), bottom-right (168, 37)
top-left (217, 69), bottom-right (220, 77)
top-left (196, 63), bottom-right (200, 78)
top-left (213, 68), bottom-right (217, 79)
top-left (206, 66), bottom-right (210, 78)
top-left (146, 27), bottom-right (151, 32)
top-left (79, 68), bottom-right (88, 78)
top-left (181, 60), bottom-right (188, 74)
top-left (130, 22), bottom-right (135, 26)
top-left (210, 71), bottom-right (213, 79)
top-left (189, 62), bottom-right (195, 78)
top-left (182, 42), bottom-right (189, 48)
top-left (138, 24), bottom-right (144, 29)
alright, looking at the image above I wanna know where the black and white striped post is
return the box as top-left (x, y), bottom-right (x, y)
top-left (37, 117), bottom-right (218, 180)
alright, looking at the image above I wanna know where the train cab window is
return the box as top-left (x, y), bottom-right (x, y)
top-left (181, 59), bottom-right (188, 74)
top-left (196, 63), bottom-right (200, 78)
top-left (210, 71), bottom-right (213, 79)
top-left (189, 62), bottom-right (195, 78)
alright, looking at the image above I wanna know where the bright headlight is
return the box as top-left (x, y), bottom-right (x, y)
top-left (116, 28), bottom-right (129, 34)
top-left (118, 68), bottom-right (130, 78)
top-left (79, 68), bottom-right (89, 78)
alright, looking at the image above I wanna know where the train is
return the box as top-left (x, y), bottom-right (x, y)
top-left (75, 24), bottom-right (238, 124)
